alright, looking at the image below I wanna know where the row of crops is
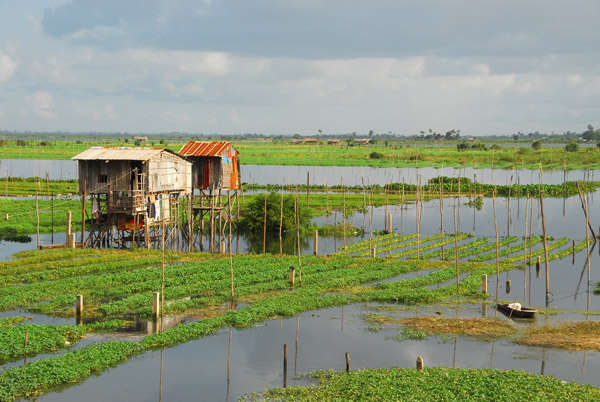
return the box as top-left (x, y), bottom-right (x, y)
top-left (338, 233), bottom-right (587, 264)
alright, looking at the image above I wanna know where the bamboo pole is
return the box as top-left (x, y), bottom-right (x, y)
top-left (493, 189), bottom-right (499, 301)
top-left (439, 176), bottom-right (444, 260)
top-left (160, 216), bottom-right (165, 329)
top-left (229, 191), bottom-right (234, 302)
top-left (263, 191), bottom-right (267, 254)
top-left (454, 206), bottom-right (459, 296)
top-left (280, 183), bottom-right (284, 256)
top-left (35, 179), bottom-right (40, 249)
top-left (523, 196), bottom-right (529, 303)
top-left (342, 177), bottom-right (346, 253)
top-left (416, 176), bottom-right (421, 257)
top-left (540, 191), bottom-right (550, 308)
top-left (295, 184), bottom-right (302, 282)
top-left (81, 179), bottom-right (86, 248)
top-left (306, 171), bottom-right (309, 207)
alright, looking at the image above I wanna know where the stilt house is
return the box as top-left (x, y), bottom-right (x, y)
top-left (178, 141), bottom-right (240, 191)
top-left (72, 147), bottom-right (192, 247)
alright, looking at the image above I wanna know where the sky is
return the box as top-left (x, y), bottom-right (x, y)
top-left (0, 0), bottom-right (599, 137)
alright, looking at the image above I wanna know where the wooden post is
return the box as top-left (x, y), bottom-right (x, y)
top-left (145, 216), bottom-right (150, 250)
top-left (536, 256), bottom-right (541, 278)
top-left (345, 352), bottom-right (350, 372)
top-left (313, 230), bottom-right (318, 255)
top-left (388, 214), bottom-right (392, 234)
top-left (289, 266), bottom-right (295, 286)
top-left (481, 274), bottom-right (488, 293)
top-left (76, 295), bottom-right (84, 316)
top-left (506, 279), bottom-right (511, 294)
top-left (152, 292), bottom-right (160, 319)
top-left (416, 355), bottom-right (424, 370)
top-left (81, 179), bottom-right (86, 249)
top-left (4, 214), bottom-right (7, 221)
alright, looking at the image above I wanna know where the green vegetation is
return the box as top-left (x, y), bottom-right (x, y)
top-left (0, 245), bottom-right (515, 399)
top-left (243, 367), bottom-right (600, 401)
top-left (1, 138), bottom-right (600, 170)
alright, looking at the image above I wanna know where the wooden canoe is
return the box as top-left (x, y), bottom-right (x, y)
top-left (497, 303), bottom-right (538, 318)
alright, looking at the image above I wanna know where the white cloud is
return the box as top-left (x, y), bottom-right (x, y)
top-left (0, 52), bottom-right (17, 83)
top-left (27, 91), bottom-right (57, 118)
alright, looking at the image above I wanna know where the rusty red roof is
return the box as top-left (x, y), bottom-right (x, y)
top-left (179, 141), bottom-right (234, 157)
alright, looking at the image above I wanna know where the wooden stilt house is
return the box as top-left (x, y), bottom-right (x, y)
top-left (72, 147), bottom-right (192, 248)
top-left (178, 141), bottom-right (241, 252)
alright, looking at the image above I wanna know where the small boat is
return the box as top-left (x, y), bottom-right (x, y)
top-left (497, 303), bottom-right (538, 318)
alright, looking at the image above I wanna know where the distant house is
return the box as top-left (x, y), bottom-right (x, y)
top-left (291, 139), bottom-right (304, 144)
top-left (178, 141), bottom-right (240, 191)
top-left (354, 138), bottom-right (371, 145)
top-left (134, 136), bottom-right (148, 142)
top-left (327, 139), bottom-right (341, 145)
top-left (304, 138), bottom-right (319, 144)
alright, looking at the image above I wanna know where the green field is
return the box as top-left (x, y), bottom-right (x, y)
top-left (1, 138), bottom-right (599, 170)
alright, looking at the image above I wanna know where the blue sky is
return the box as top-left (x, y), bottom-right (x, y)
top-left (0, 0), bottom-right (599, 136)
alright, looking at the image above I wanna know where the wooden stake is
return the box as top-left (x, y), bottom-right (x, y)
top-left (345, 352), bottom-right (351, 372)
top-left (289, 266), bottom-right (295, 286)
top-left (313, 230), bottom-right (318, 255)
top-left (76, 295), bottom-right (84, 316)
top-left (416, 355), bottom-right (424, 370)
top-left (306, 171), bottom-right (309, 207)
top-left (481, 274), bottom-right (488, 293)
top-left (152, 292), bottom-right (160, 320)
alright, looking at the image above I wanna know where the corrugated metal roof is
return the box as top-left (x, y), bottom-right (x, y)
top-left (72, 147), bottom-right (169, 161)
top-left (179, 141), bottom-right (233, 157)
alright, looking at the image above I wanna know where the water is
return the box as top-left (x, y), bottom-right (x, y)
top-left (34, 304), bottom-right (600, 401)
top-left (1, 159), bottom-right (595, 185)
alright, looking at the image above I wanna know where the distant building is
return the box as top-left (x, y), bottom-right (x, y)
top-left (354, 138), bottom-right (371, 145)
top-left (134, 136), bottom-right (148, 142)
top-left (304, 138), bottom-right (319, 144)
top-left (327, 139), bottom-right (341, 145)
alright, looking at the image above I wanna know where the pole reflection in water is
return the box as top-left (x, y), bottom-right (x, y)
top-left (159, 349), bottom-right (163, 402)
top-left (226, 325), bottom-right (232, 402)
top-left (490, 341), bottom-right (495, 368)
top-left (295, 315), bottom-right (300, 376)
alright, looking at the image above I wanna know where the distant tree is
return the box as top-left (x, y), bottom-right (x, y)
top-left (582, 124), bottom-right (599, 141)
top-left (490, 144), bottom-right (501, 151)
top-left (457, 142), bottom-right (469, 152)
top-left (597, 142), bottom-right (600, 148)
top-left (369, 130), bottom-right (373, 138)
top-left (565, 141), bottom-right (579, 152)
top-left (513, 134), bottom-right (519, 141)
top-left (531, 140), bottom-right (542, 150)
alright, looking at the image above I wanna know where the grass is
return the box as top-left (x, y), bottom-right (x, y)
top-left (2, 138), bottom-right (600, 170)
top-left (242, 367), bottom-right (600, 401)
top-left (517, 321), bottom-right (600, 351)
top-left (399, 316), bottom-right (516, 340)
